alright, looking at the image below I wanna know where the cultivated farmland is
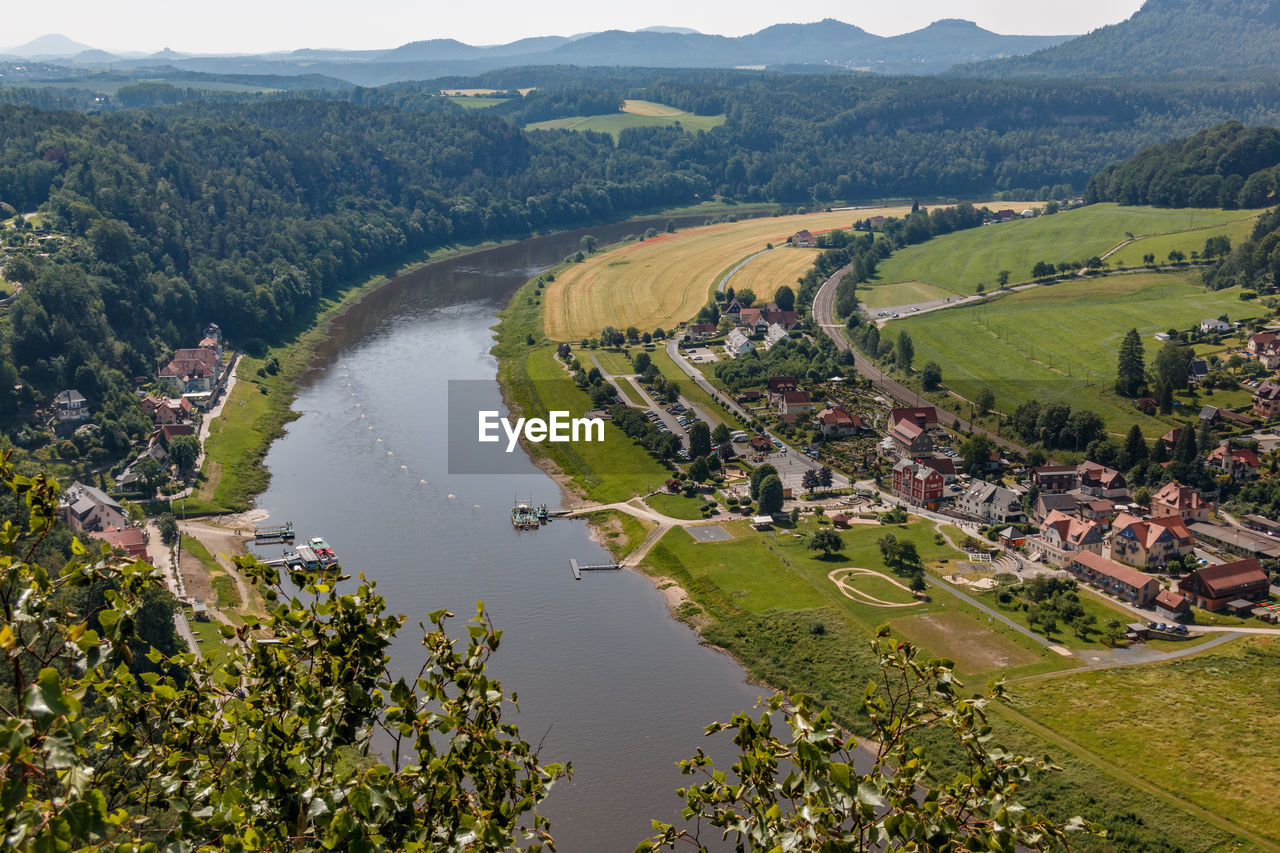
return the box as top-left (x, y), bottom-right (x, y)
top-left (870, 204), bottom-right (1254, 295)
top-left (886, 272), bottom-right (1269, 436)
top-left (542, 207), bottom-right (914, 340)
top-left (526, 99), bottom-right (726, 139)
top-left (724, 244), bottom-right (820, 303)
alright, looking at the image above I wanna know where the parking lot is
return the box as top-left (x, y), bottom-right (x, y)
top-left (684, 346), bottom-right (718, 363)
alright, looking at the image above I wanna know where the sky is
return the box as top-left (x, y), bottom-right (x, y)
top-left (4, 0), bottom-right (1148, 55)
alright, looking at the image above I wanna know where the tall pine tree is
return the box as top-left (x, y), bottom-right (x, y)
top-left (1115, 328), bottom-right (1146, 397)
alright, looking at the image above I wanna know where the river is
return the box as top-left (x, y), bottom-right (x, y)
top-left (250, 219), bottom-right (766, 850)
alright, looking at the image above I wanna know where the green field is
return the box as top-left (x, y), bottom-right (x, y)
top-left (648, 348), bottom-right (733, 427)
top-left (872, 204), bottom-right (1254, 294)
top-left (643, 492), bottom-right (708, 520)
top-left (1010, 636), bottom-right (1280, 845)
top-left (446, 95), bottom-right (510, 109)
top-left (589, 349), bottom-right (636, 376)
top-left (1108, 215), bottom-right (1261, 268)
top-left (859, 280), bottom-right (960, 309)
top-left (888, 272), bottom-right (1269, 436)
top-left (644, 517), bottom-right (1060, 678)
top-left (526, 100), bottom-right (726, 140)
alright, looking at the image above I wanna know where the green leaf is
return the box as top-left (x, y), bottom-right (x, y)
top-left (24, 667), bottom-right (78, 719)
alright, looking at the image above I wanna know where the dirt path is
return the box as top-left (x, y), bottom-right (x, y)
top-left (179, 520), bottom-right (259, 616)
top-left (828, 567), bottom-right (921, 607)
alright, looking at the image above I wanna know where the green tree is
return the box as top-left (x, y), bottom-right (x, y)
top-left (642, 633), bottom-right (1097, 851)
top-left (807, 527), bottom-right (843, 557)
top-left (0, 460), bottom-right (566, 851)
top-left (750, 463), bottom-right (778, 499)
top-left (689, 421), bottom-right (712, 458)
top-left (736, 288), bottom-right (757, 306)
top-left (158, 511), bottom-right (179, 545)
top-left (1115, 328), bottom-right (1146, 397)
top-left (975, 387), bottom-right (996, 416)
top-left (689, 454), bottom-right (710, 482)
top-left (961, 434), bottom-right (996, 477)
top-left (773, 285), bottom-right (795, 312)
top-left (758, 474), bottom-right (785, 514)
top-left (1123, 423), bottom-right (1149, 468)
top-left (167, 434), bottom-right (200, 473)
top-left (802, 468), bottom-right (821, 492)
top-left (896, 331), bottom-right (915, 370)
top-left (817, 465), bottom-right (834, 488)
top-left (1155, 340), bottom-right (1194, 391)
top-left (625, 326), bottom-right (641, 344)
top-left (921, 361), bottom-right (942, 391)
top-left (133, 455), bottom-right (165, 496)
top-left (633, 351), bottom-right (652, 374)
top-left (712, 422), bottom-right (731, 445)
top-left (997, 269), bottom-right (1010, 288)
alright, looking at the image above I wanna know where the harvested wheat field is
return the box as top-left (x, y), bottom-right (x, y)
top-left (542, 207), bottom-right (911, 341)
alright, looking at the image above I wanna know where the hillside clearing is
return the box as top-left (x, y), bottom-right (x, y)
top-left (871, 204), bottom-right (1255, 294)
top-left (887, 272), bottom-right (1269, 437)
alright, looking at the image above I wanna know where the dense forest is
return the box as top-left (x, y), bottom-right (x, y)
top-left (958, 0), bottom-right (1280, 78)
top-left (6, 69), bottom-right (1280, 449)
top-left (1085, 121), bottom-right (1280, 208)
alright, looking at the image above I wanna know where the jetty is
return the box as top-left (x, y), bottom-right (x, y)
top-left (254, 522), bottom-right (295, 544)
top-left (569, 558), bottom-right (621, 580)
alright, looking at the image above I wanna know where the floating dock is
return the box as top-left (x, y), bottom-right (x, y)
top-left (569, 558), bottom-right (621, 580)
top-left (254, 522), bottom-right (296, 544)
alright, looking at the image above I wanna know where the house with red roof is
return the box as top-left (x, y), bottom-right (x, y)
top-left (776, 390), bottom-right (813, 416)
top-left (888, 407), bottom-right (937, 454)
top-left (88, 526), bottom-right (151, 564)
top-left (1150, 481), bottom-right (1211, 523)
top-left (1154, 589), bottom-right (1190, 621)
top-left (892, 458), bottom-right (944, 506)
top-left (791, 229), bottom-right (816, 247)
top-left (1247, 331), bottom-right (1279, 357)
top-left (1068, 551), bottom-right (1161, 606)
top-left (1179, 558), bottom-right (1270, 611)
top-left (1077, 461), bottom-right (1127, 499)
top-left (813, 406), bottom-right (861, 437)
top-left (1208, 444), bottom-right (1261, 480)
top-left (1034, 510), bottom-right (1105, 568)
top-left (1110, 513), bottom-right (1195, 569)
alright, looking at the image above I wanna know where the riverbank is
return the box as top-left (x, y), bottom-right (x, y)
top-left (486, 229), bottom-right (1262, 852)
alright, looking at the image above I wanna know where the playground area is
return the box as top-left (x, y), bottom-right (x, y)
top-left (828, 568), bottom-right (921, 608)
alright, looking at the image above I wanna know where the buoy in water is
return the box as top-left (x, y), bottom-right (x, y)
top-left (400, 465), bottom-right (408, 470)
top-left (447, 494), bottom-right (456, 500)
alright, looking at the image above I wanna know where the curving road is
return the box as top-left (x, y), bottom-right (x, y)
top-left (812, 265), bottom-right (1028, 456)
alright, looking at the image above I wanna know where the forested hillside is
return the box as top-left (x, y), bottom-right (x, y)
top-left (1086, 121), bottom-right (1280, 207)
top-left (958, 0), bottom-right (1280, 78)
top-left (6, 70), bottom-right (1280, 441)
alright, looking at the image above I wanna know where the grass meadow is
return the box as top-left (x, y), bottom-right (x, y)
top-left (887, 272), bottom-right (1269, 437)
top-left (1009, 636), bottom-right (1280, 845)
top-left (871, 204), bottom-right (1254, 294)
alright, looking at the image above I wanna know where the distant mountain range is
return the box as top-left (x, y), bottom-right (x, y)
top-left (0, 19), bottom-right (1074, 85)
top-left (956, 0), bottom-right (1280, 77)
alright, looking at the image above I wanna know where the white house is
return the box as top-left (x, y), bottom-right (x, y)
top-left (54, 389), bottom-right (89, 423)
top-left (725, 328), bottom-right (755, 358)
top-left (1200, 318), bottom-right (1231, 333)
top-left (957, 479), bottom-right (1026, 524)
top-left (763, 323), bottom-right (789, 350)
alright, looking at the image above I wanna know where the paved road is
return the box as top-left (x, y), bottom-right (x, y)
top-left (813, 265), bottom-right (1028, 456)
top-left (664, 338), bottom-right (851, 492)
top-left (589, 354), bottom-right (688, 448)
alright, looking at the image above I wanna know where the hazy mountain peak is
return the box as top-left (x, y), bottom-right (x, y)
top-left (5, 33), bottom-right (94, 58)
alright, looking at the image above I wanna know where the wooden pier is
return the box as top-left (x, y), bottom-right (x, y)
top-left (569, 558), bottom-right (621, 580)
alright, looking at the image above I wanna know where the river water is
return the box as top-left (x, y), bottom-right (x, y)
top-left (251, 219), bottom-right (766, 850)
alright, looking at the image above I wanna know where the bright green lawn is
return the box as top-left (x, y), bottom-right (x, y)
top-left (967, 583), bottom-right (1137, 650)
top-left (1009, 636), bottom-right (1280, 844)
top-left (888, 272), bottom-right (1269, 437)
top-left (526, 111), bottom-right (726, 141)
top-left (649, 348), bottom-right (732, 427)
top-left (1107, 214), bottom-right (1260, 268)
top-left (874, 204), bottom-right (1251, 293)
top-left (523, 347), bottom-right (671, 502)
top-left (590, 349), bottom-right (636, 376)
top-left (644, 492), bottom-right (708, 520)
top-left (643, 517), bottom-right (1061, 678)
